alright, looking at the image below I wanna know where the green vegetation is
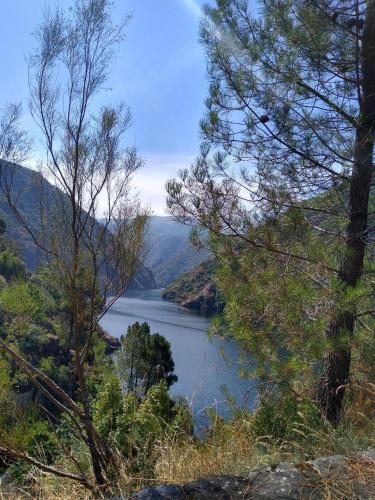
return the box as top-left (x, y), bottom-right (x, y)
top-left (93, 375), bottom-right (191, 476)
top-left (0, 221), bottom-right (72, 479)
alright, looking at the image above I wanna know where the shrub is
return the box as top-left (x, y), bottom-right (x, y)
top-left (93, 373), bottom-right (192, 474)
top-left (251, 393), bottom-right (325, 443)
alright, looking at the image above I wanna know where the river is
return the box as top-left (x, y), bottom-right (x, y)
top-left (100, 289), bottom-right (257, 428)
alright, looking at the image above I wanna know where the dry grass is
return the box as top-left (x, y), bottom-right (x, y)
top-left (304, 457), bottom-right (375, 500)
top-left (1, 383), bottom-right (374, 499)
top-left (2, 457), bottom-right (374, 499)
top-left (153, 383), bottom-right (375, 487)
top-left (0, 467), bottom-right (88, 500)
top-left (154, 417), bottom-right (277, 484)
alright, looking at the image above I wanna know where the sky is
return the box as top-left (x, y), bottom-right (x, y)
top-left (0, 0), bottom-right (213, 215)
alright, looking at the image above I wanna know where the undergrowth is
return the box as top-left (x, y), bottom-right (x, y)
top-left (0, 383), bottom-right (373, 499)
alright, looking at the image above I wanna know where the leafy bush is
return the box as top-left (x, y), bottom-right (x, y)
top-left (17, 324), bottom-right (49, 358)
top-left (6, 419), bottom-right (59, 482)
top-left (93, 373), bottom-right (191, 473)
top-left (0, 248), bottom-right (25, 281)
top-left (251, 394), bottom-right (325, 443)
top-left (0, 282), bottom-right (49, 322)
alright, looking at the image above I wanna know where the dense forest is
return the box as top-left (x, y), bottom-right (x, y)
top-left (0, 0), bottom-right (374, 498)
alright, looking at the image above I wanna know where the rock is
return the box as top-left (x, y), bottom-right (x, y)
top-left (131, 476), bottom-right (253, 499)
top-left (305, 454), bottom-right (347, 479)
top-left (129, 265), bottom-right (158, 290)
top-left (357, 448), bottom-right (375, 461)
top-left (100, 329), bottom-right (121, 354)
top-left (162, 259), bottom-right (223, 314)
top-left (181, 283), bottom-right (222, 313)
top-left (127, 450), bottom-right (375, 499)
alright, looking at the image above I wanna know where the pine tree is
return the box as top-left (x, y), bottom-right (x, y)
top-left (167, 0), bottom-right (375, 423)
top-left (118, 322), bottom-right (177, 397)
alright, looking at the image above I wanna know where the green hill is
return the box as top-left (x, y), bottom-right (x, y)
top-left (0, 162), bottom-right (156, 289)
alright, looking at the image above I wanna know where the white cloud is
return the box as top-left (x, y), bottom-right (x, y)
top-left (180, 0), bottom-right (202, 18)
top-left (133, 153), bottom-right (195, 216)
top-left (26, 149), bottom-right (196, 217)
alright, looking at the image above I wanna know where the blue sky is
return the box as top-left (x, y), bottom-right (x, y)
top-left (0, 0), bottom-right (212, 214)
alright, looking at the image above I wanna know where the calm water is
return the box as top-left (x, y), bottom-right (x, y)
top-left (100, 289), bottom-right (257, 427)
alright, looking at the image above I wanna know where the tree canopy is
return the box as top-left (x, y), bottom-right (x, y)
top-left (118, 322), bottom-right (177, 397)
top-left (167, 0), bottom-right (375, 423)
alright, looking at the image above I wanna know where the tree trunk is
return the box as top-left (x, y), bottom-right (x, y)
top-left (144, 360), bottom-right (155, 396)
top-left (318, 3), bottom-right (375, 423)
top-left (75, 356), bottom-right (107, 488)
top-left (129, 342), bottom-right (135, 392)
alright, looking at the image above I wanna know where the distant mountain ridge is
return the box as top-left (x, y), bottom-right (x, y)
top-left (0, 162), bottom-right (156, 289)
top-left (0, 164), bottom-right (209, 289)
top-left (145, 216), bottom-right (208, 287)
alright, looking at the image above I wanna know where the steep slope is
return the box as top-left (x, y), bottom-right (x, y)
top-left (162, 258), bottom-right (222, 314)
top-left (145, 216), bottom-right (208, 287)
top-left (130, 265), bottom-right (157, 289)
top-left (0, 162), bottom-right (156, 288)
top-left (0, 162), bottom-right (61, 269)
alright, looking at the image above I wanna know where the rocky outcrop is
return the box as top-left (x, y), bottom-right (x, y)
top-left (128, 449), bottom-right (375, 499)
top-left (178, 283), bottom-right (222, 313)
top-left (100, 329), bottom-right (121, 354)
top-left (130, 265), bottom-right (158, 290)
top-left (162, 259), bottom-right (223, 314)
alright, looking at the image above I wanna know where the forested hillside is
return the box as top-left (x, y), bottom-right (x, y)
top-left (0, 162), bottom-right (59, 270)
top-left (162, 258), bottom-right (221, 313)
top-left (0, 162), bottom-right (156, 289)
